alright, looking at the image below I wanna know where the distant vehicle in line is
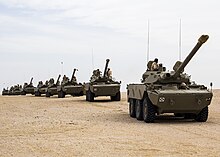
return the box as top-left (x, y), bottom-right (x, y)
top-left (84, 59), bottom-right (121, 102)
top-left (57, 69), bottom-right (84, 98)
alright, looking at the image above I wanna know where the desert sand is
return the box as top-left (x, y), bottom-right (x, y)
top-left (0, 90), bottom-right (220, 157)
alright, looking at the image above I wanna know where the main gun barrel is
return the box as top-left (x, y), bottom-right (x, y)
top-left (30, 77), bottom-right (33, 84)
top-left (71, 69), bottom-right (77, 82)
top-left (56, 75), bottom-right (61, 85)
top-left (172, 35), bottom-right (209, 78)
top-left (103, 59), bottom-right (110, 77)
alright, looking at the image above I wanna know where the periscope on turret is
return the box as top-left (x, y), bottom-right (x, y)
top-left (127, 35), bottom-right (213, 123)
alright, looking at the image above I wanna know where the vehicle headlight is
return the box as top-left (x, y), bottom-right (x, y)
top-left (206, 97), bottom-right (211, 101)
top-left (159, 97), bottom-right (165, 103)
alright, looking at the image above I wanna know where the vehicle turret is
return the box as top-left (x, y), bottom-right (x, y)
top-left (142, 35), bottom-right (209, 85)
top-left (172, 35), bottom-right (209, 78)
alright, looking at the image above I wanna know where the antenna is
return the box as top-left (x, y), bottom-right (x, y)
top-left (147, 20), bottom-right (150, 62)
top-left (210, 82), bottom-right (213, 92)
top-left (179, 19), bottom-right (182, 61)
top-left (91, 48), bottom-right (94, 70)
top-left (61, 61), bottom-right (63, 75)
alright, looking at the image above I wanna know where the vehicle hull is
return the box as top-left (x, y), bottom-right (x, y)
top-left (127, 84), bottom-right (213, 114)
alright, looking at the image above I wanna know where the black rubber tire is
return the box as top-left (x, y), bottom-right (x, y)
top-left (58, 90), bottom-right (65, 98)
top-left (62, 91), bottom-right (66, 98)
top-left (110, 95), bottom-right (115, 101)
top-left (58, 91), bottom-right (61, 98)
top-left (86, 91), bottom-right (89, 101)
top-left (135, 99), bottom-right (143, 120)
top-left (114, 92), bottom-right (121, 101)
top-left (35, 91), bottom-right (41, 97)
top-left (129, 99), bottom-right (136, 118)
top-left (195, 106), bottom-right (208, 122)
top-left (46, 92), bottom-right (50, 98)
top-left (142, 97), bottom-right (156, 123)
top-left (88, 90), bottom-right (94, 102)
top-left (79, 91), bottom-right (84, 96)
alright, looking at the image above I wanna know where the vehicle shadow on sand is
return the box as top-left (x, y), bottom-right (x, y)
top-left (108, 113), bottom-right (197, 124)
top-left (76, 99), bottom-right (114, 103)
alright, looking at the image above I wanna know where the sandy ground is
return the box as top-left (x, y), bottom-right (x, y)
top-left (0, 90), bottom-right (220, 157)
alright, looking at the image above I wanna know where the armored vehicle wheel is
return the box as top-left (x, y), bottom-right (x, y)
top-left (129, 99), bottom-right (136, 118)
top-left (142, 97), bottom-right (156, 123)
top-left (58, 90), bottom-right (65, 98)
top-left (135, 99), bottom-right (143, 120)
top-left (46, 92), bottom-right (50, 98)
top-left (79, 91), bottom-right (84, 96)
top-left (114, 92), bottom-right (121, 101)
top-left (86, 91), bottom-right (89, 101)
top-left (35, 91), bottom-right (41, 96)
top-left (195, 106), bottom-right (208, 122)
top-left (58, 91), bottom-right (61, 98)
top-left (87, 90), bottom-right (94, 102)
top-left (111, 96), bottom-right (115, 101)
top-left (111, 92), bottom-right (120, 101)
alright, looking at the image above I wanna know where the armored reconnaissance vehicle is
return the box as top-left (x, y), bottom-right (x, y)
top-left (57, 69), bottom-right (84, 98)
top-left (21, 77), bottom-right (35, 95)
top-left (8, 84), bottom-right (22, 95)
top-left (45, 75), bottom-right (61, 97)
top-left (2, 88), bottom-right (9, 95)
top-left (127, 35), bottom-right (213, 123)
top-left (34, 80), bottom-right (49, 96)
top-left (85, 59), bottom-right (121, 102)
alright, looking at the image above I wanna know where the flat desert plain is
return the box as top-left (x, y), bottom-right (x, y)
top-left (0, 90), bottom-right (220, 157)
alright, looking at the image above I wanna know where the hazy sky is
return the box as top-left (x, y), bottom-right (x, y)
top-left (0, 0), bottom-right (220, 91)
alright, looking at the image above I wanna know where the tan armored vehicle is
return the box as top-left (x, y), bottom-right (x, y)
top-left (85, 59), bottom-right (121, 102)
top-left (34, 80), bottom-right (49, 96)
top-left (8, 84), bottom-right (22, 95)
top-left (127, 35), bottom-right (213, 123)
top-left (57, 69), bottom-right (84, 98)
top-left (21, 77), bottom-right (35, 95)
top-left (45, 75), bottom-right (61, 97)
top-left (2, 87), bottom-right (9, 95)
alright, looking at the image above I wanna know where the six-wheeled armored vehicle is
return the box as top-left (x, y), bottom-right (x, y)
top-left (21, 77), bottom-right (35, 95)
top-left (8, 84), bottom-right (22, 95)
top-left (34, 80), bottom-right (49, 96)
top-left (2, 88), bottom-right (9, 95)
top-left (45, 75), bottom-right (61, 97)
top-left (84, 59), bottom-right (121, 102)
top-left (57, 69), bottom-right (84, 98)
top-left (127, 35), bottom-right (213, 123)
